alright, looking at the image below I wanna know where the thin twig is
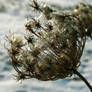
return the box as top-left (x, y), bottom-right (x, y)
top-left (73, 69), bottom-right (92, 92)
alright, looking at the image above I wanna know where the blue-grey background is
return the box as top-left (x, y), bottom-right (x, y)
top-left (0, 0), bottom-right (92, 92)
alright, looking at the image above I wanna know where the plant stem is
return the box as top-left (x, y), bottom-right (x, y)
top-left (72, 69), bottom-right (92, 92)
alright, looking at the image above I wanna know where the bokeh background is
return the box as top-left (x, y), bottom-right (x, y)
top-left (0, 0), bottom-right (92, 92)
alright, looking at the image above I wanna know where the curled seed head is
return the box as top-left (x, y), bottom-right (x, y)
top-left (6, 1), bottom-right (89, 81)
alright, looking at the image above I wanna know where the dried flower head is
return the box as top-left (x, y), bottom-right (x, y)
top-left (6, 1), bottom-right (92, 81)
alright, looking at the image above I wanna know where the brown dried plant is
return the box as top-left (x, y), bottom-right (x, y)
top-left (6, 1), bottom-right (92, 88)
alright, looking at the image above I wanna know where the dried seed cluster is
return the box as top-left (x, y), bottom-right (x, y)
top-left (74, 3), bottom-right (92, 38)
top-left (6, 1), bottom-right (92, 81)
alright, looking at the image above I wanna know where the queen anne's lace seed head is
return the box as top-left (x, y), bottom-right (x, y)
top-left (6, 1), bottom-right (92, 81)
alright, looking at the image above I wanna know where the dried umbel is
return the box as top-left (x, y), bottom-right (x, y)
top-left (6, 1), bottom-right (92, 81)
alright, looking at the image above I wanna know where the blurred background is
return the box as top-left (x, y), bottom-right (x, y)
top-left (0, 0), bottom-right (92, 92)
